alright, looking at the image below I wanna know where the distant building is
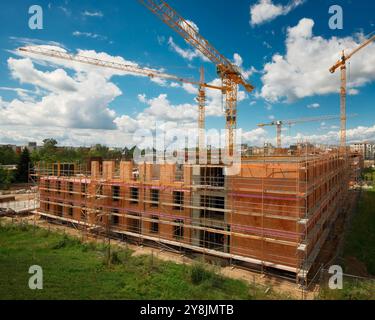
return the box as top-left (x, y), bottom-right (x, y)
top-left (26, 142), bottom-right (38, 152)
top-left (350, 142), bottom-right (375, 160)
top-left (241, 144), bottom-right (250, 156)
top-left (263, 142), bottom-right (274, 156)
top-left (247, 143), bottom-right (275, 156)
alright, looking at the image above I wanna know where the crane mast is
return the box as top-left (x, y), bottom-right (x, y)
top-left (138, 0), bottom-right (254, 155)
top-left (329, 34), bottom-right (375, 152)
top-left (198, 66), bottom-right (206, 150)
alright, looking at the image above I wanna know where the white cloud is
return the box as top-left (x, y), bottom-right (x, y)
top-left (348, 88), bottom-right (359, 95)
top-left (139, 94), bottom-right (197, 122)
top-left (233, 53), bottom-right (256, 80)
top-left (242, 127), bottom-right (268, 145)
top-left (2, 57), bottom-right (119, 130)
top-left (8, 57), bottom-right (78, 92)
top-left (137, 94), bottom-right (147, 103)
top-left (0, 86), bottom-right (39, 102)
top-left (9, 37), bottom-right (65, 49)
top-left (1, 44), bottom-right (252, 148)
top-left (181, 83), bottom-right (198, 95)
top-left (168, 37), bottom-right (209, 62)
top-left (307, 103), bottom-right (320, 109)
top-left (0, 49), bottom-right (142, 130)
top-left (0, 96), bottom-right (8, 108)
top-left (0, 125), bottom-right (136, 148)
top-left (72, 31), bottom-right (108, 41)
top-left (113, 115), bottom-right (139, 133)
top-left (263, 41), bottom-right (272, 49)
top-left (260, 18), bottom-right (375, 102)
top-left (250, 0), bottom-right (305, 26)
top-left (167, 19), bottom-right (211, 62)
top-left (279, 124), bottom-right (375, 146)
top-left (265, 103), bottom-right (272, 111)
top-left (82, 10), bottom-right (103, 18)
top-left (58, 6), bottom-right (71, 16)
top-left (184, 20), bottom-right (199, 33)
top-left (157, 35), bottom-right (166, 45)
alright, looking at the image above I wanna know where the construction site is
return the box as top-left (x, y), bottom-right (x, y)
top-left (1, 0), bottom-right (374, 300)
top-left (26, 148), bottom-right (361, 287)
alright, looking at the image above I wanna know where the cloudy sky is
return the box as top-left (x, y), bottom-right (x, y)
top-left (0, 0), bottom-right (374, 147)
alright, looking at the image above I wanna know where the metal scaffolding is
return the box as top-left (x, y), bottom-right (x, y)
top-left (29, 149), bottom-right (353, 285)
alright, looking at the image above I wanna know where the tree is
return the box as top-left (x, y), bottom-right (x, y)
top-left (89, 144), bottom-right (110, 158)
top-left (0, 146), bottom-right (18, 165)
top-left (43, 138), bottom-right (58, 149)
top-left (15, 148), bottom-right (32, 183)
top-left (0, 167), bottom-right (12, 189)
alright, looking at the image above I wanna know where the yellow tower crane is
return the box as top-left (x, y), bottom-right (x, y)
top-left (18, 46), bottom-right (223, 149)
top-left (258, 114), bottom-right (357, 148)
top-left (138, 0), bottom-right (255, 155)
top-left (197, 66), bottom-right (206, 150)
top-left (329, 34), bottom-right (375, 151)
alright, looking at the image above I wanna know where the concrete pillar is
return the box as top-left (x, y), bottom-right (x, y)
top-left (91, 161), bottom-right (100, 179)
top-left (160, 164), bottom-right (174, 184)
top-left (184, 165), bottom-right (192, 185)
top-left (103, 161), bottom-right (115, 180)
top-left (120, 161), bottom-right (132, 182)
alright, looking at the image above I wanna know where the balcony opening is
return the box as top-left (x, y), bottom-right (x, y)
top-left (150, 215), bottom-right (159, 234)
top-left (173, 219), bottom-right (184, 239)
top-left (111, 209), bottom-right (120, 226)
top-left (130, 187), bottom-right (139, 204)
top-left (200, 195), bottom-right (225, 221)
top-left (150, 189), bottom-right (159, 208)
top-left (127, 212), bottom-right (141, 234)
top-left (112, 185), bottom-right (120, 202)
top-left (173, 191), bottom-right (184, 210)
top-left (200, 167), bottom-right (224, 187)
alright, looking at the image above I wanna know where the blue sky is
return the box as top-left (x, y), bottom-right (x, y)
top-left (0, 0), bottom-right (374, 147)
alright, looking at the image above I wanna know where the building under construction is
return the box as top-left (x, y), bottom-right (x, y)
top-left (31, 149), bottom-right (362, 284)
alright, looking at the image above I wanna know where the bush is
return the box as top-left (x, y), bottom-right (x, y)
top-left (190, 262), bottom-right (213, 285)
top-left (110, 251), bottom-right (123, 265)
top-left (52, 234), bottom-right (80, 249)
top-left (81, 242), bottom-right (97, 252)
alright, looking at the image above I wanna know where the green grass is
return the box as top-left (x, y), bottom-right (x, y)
top-left (318, 279), bottom-right (375, 300)
top-left (0, 221), bottom-right (286, 300)
top-left (362, 168), bottom-right (375, 184)
top-left (344, 191), bottom-right (375, 275)
top-left (318, 190), bottom-right (375, 300)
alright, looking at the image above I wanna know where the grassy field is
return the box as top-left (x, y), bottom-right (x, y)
top-left (0, 221), bottom-right (287, 300)
top-left (318, 190), bottom-right (375, 300)
top-left (318, 278), bottom-right (375, 300)
top-left (344, 190), bottom-right (375, 275)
